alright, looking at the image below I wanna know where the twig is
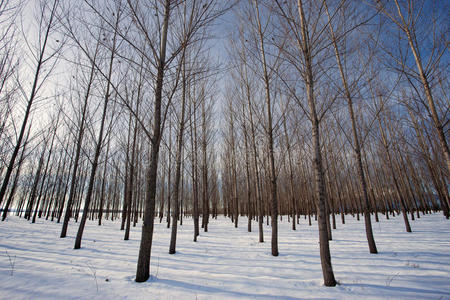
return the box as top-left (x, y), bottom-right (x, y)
top-left (385, 272), bottom-right (399, 287)
top-left (86, 262), bottom-right (98, 293)
top-left (5, 250), bottom-right (16, 276)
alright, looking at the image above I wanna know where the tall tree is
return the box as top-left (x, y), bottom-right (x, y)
top-left (74, 8), bottom-right (120, 249)
top-left (252, 0), bottom-right (279, 257)
top-left (60, 28), bottom-right (102, 238)
top-left (0, 0), bottom-right (61, 206)
top-left (324, 0), bottom-right (377, 254)
top-left (133, 0), bottom-right (172, 282)
top-left (274, 0), bottom-right (337, 286)
top-left (169, 47), bottom-right (188, 254)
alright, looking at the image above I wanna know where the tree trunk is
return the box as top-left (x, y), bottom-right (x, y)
top-left (60, 41), bottom-right (99, 238)
top-left (254, 0), bottom-right (278, 256)
top-left (297, 0), bottom-right (336, 286)
top-left (190, 94), bottom-right (200, 241)
top-left (1, 126), bottom-right (31, 221)
top-left (74, 13), bottom-right (118, 249)
top-left (376, 110), bottom-right (411, 233)
top-left (201, 92), bottom-right (209, 232)
top-left (169, 52), bottom-right (187, 254)
top-left (135, 0), bottom-right (170, 283)
top-left (324, 1), bottom-right (377, 253)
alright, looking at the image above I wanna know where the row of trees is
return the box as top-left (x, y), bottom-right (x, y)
top-left (220, 0), bottom-right (447, 286)
top-left (0, 0), bottom-right (448, 287)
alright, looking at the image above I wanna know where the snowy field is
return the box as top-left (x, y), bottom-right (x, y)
top-left (0, 213), bottom-right (449, 300)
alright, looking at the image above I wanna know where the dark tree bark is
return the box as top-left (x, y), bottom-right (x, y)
top-left (98, 133), bottom-right (112, 226)
top-left (125, 73), bottom-right (142, 240)
top-left (25, 141), bottom-right (48, 220)
top-left (190, 90), bottom-right (200, 241)
top-left (169, 50), bottom-right (187, 254)
top-left (1, 124), bottom-right (31, 221)
top-left (135, 0), bottom-right (171, 283)
top-left (201, 90), bottom-right (209, 232)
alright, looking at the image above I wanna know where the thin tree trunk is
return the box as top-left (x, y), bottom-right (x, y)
top-left (169, 51), bottom-right (187, 254)
top-left (283, 112), bottom-right (297, 231)
top-left (324, 1), bottom-right (377, 253)
top-left (60, 41), bottom-right (100, 238)
top-left (229, 100), bottom-right (239, 229)
top-left (98, 134), bottom-right (112, 226)
top-left (32, 113), bottom-right (60, 223)
top-left (201, 92), bottom-right (209, 232)
top-left (1, 126), bottom-right (31, 221)
top-left (166, 120), bottom-right (172, 229)
top-left (26, 142), bottom-right (47, 220)
top-left (242, 101), bottom-right (252, 232)
top-left (125, 107), bottom-right (139, 240)
top-left (254, 0), bottom-right (278, 256)
top-left (190, 94), bottom-right (200, 241)
top-left (74, 14), bottom-right (119, 249)
top-left (297, 0), bottom-right (336, 286)
top-left (376, 110), bottom-right (411, 233)
top-left (135, 0), bottom-right (170, 282)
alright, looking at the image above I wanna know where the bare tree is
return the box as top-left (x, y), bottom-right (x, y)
top-left (74, 8), bottom-right (121, 249)
top-left (323, 0), bottom-right (377, 254)
top-left (252, 0), bottom-right (279, 256)
top-left (60, 32), bottom-right (102, 238)
top-left (169, 48), bottom-right (188, 254)
top-left (0, 0), bottom-right (61, 206)
top-left (274, 0), bottom-right (337, 286)
top-left (373, 0), bottom-right (449, 174)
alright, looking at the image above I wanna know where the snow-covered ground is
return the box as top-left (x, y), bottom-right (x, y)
top-left (0, 212), bottom-right (449, 300)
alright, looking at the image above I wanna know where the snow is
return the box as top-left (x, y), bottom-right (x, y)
top-left (0, 213), bottom-right (449, 300)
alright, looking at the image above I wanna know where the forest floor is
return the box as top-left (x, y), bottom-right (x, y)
top-left (0, 212), bottom-right (449, 299)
